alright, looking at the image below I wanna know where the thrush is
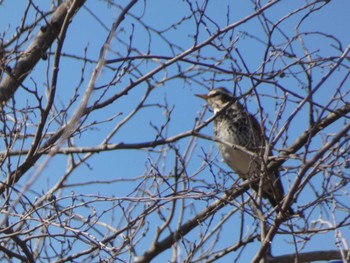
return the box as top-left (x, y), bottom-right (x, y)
top-left (196, 87), bottom-right (293, 214)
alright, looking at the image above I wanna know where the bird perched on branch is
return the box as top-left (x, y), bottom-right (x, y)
top-left (196, 87), bottom-right (293, 214)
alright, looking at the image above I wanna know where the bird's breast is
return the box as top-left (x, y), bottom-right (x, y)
top-left (214, 120), bottom-right (259, 177)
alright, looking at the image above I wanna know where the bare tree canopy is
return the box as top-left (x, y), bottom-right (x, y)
top-left (0, 0), bottom-right (349, 262)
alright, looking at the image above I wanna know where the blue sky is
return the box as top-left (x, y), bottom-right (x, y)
top-left (1, 0), bottom-right (350, 262)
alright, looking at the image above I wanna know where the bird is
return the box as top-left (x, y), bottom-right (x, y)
top-left (196, 87), bottom-right (293, 214)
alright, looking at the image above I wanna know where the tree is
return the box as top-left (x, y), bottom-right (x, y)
top-left (0, 0), bottom-right (349, 262)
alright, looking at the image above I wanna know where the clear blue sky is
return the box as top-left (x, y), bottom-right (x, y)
top-left (1, 0), bottom-right (349, 262)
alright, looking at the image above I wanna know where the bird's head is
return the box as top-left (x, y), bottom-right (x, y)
top-left (195, 87), bottom-right (235, 113)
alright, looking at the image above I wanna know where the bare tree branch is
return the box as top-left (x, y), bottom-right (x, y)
top-left (268, 250), bottom-right (350, 263)
top-left (0, 0), bottom-right (86, 104)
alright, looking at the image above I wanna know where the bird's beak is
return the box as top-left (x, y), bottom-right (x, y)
top-left (195, 93), bottom-right (208, 100)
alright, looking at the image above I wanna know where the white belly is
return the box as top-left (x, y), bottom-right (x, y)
top-left (214, 119), bottom-right (261, 178)
top-left (218, 143), bottom-right (258, 178)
